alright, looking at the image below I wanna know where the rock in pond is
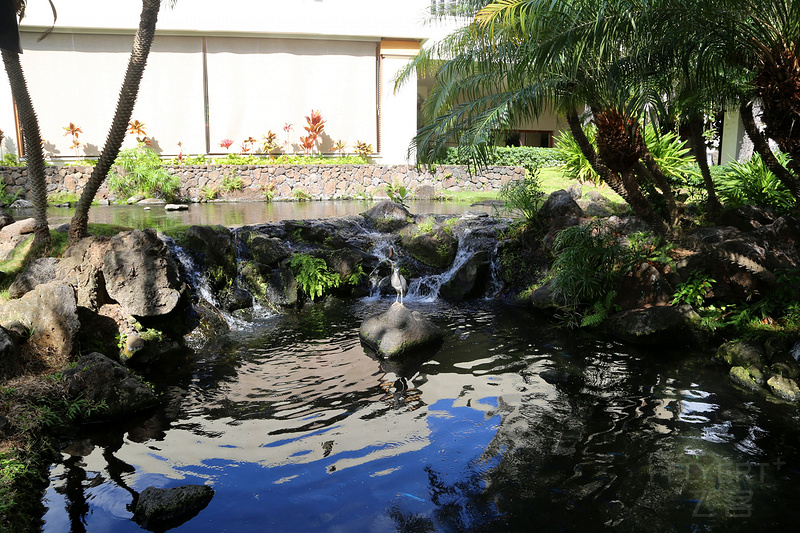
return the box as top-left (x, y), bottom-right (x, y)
top-left (132, 484), bottom-right (215, 531)
top-left (607, 304), bottom-right (703, 346)
top-left (359, 302), bottom-right (444, 358)
top-left (62, 352), bottom-right (158, 421)
top-left (164, 203), bottom-right (189, 211)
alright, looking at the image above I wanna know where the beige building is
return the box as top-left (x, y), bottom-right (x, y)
top-left (0, 0), bottom-right (564, 165)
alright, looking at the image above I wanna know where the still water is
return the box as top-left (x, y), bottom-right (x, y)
top-left (27, 200), bottom-right (493, 231)
top-left (41, 299), bottom-right (800, 532)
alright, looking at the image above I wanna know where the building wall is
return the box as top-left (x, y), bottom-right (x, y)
top-left (1, 1), bottom-right (444, 164)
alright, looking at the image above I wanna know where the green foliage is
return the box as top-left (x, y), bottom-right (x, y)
top-left (0, 180), bottom-right (19, 205)
top-left (438, 146), bottom-right (564, 174)
top-left (220, 171), bottom-right (243, 192)
top-left (581, 290), bottom-right (619, 327)
top-left (345, 264), bottom-right (366, 286)
top-left (716, 152), bottom-right (795, 214)
top-left (548, 221), bottom-right (633, 308)
top-left (385, 181), bottom-right (409, 207)
top-left (46, 191), bottom-right (79, 205)
top-left (199, 185), bottom-right (219, 202)
top-left (0, 153), bottom-right (21, 166)
top-left (672, 271), bottom-right (715, 308)
top-left (289, 253), bottom-right (341, 300)
top-left (555, 125), bottom-right (601, 184)
top-left (107, 145), bottom-right (180, 200)
top-left (556, 125), bottom-right (698, 186)
top-left (499, 168), bottom-right (546, 222)
top-left (292, 189), bottom-right (312, 201)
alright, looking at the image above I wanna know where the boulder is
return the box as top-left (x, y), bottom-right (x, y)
top-left (538, 190), bottom-right (584, 220)
top-left (362, 201), bottom-right (412, 233)
top-left (7, 257), bottom-right (60, 298)
top-left (613, 262), bottom-right (674, 311)
top-left (607, 305), bottom-right (703, 346)
top-left (62, 352), bottom-right (158, 420)
top-left (0, 208), bottom-right (13, 230)
top-left (164, 203), bottom-right (189, 211)
top-left (8, 199), bottom-right (33, 209)
top-left (0, 281), bottom-right (80, 356)
top-left (132, 485), bottom-right (215, 531)
top-left (715, 205), bottom-right (777, 232)
top-left (359, 302), bottom-right (444, 358)
top-left (767, 375), bottom-right (800, 402)
top-left (440, 251), bottom-right (491, 301)
top-left (543, 216), bottom-right (582, 250)
top-left (184, 298), bottom-right (230, 345)
top-left (716, 340), bottom-right (765, 367)
top-left (400, 218), bottom-right (458, 269)
top-left (245, 233), bottom-right (290, 267)
top-left (0, 326), bottom-right (20, 379)
top-left (0, 217), bottom-right (36, 261)
top-left (61, 229), bottom-right (183, 317)
top-left (729, 366), bottom-right (764, 393)
top-left (530, 279), bottom-right (568, 310)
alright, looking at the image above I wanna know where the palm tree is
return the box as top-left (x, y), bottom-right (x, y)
top-left (1, 0), bottom-right (51, 249)
top-left (68, 0), bottom-right (165, 243)
top-left (403, 0), bottom-right (676, 234)
top-left (661, 0), bottom-right (800, 205)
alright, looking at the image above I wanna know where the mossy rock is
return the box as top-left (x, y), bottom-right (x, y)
top-left (400, 218), bottom-right (458, 269)
top-left (716, 341), bottom-right (765, 367)
top-left (767, 375), bottom-right (800, 402)
top-left (729, 366), bottom-right (764, 392)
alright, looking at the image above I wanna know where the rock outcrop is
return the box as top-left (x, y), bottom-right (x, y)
top-left (360, 302), bottom-right (444, 358)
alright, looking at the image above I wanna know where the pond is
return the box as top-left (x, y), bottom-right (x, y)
top-left (40, 297), bottom-right (800, 532)
top-left (19, 200), bottom-right (495, 232)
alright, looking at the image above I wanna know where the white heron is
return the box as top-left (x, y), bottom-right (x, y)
top-left (388, 247), bottom-right (407, 304)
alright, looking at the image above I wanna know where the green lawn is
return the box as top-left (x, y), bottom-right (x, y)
top-left (435, 166), bottom-right (626, 207)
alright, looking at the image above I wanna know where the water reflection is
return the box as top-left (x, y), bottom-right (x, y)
top-left (25, 200), bottom-right (489, 231)
top-left (41, 300), bottom-right (800, 532)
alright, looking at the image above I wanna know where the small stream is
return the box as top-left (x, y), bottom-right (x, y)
top-left (41, 297), bottom-right (800, 532)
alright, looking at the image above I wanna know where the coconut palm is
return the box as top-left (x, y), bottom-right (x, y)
top-left (68, 0), bottom-right (164, 243)
top-left (1, 0), bottom-right (52, 249)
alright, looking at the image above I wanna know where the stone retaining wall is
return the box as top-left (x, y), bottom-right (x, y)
top-left (0, 164), bottom-right (524, 202)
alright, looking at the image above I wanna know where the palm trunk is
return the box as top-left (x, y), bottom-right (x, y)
top-left (566, 111), bottom-right (670, 236)
top-left (687, 114), bottom-right (722, 215)
top-left (739, 102), bottom-right (800, 206)
top-left (68, 0), bottom-right (161, 243)
top-left (2, 48), bottom-right (50, 249)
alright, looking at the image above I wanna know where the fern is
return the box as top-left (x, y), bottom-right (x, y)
top-left (289, 253), bottom-right (341, 300)
top-left (580, 290), bottom-right (618, 327)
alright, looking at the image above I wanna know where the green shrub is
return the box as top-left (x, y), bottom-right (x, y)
top-left (499, 168), bottom-right (546, 222)
top-left (716, 152), bottom-right (795, 214)
top-left (0, 153), bottom-right (21, 166)
top-left (108, 145), bottom-right (180, 200)
top-left (438, 146), bottom-right (564, 173)
top-left (211, 153), bottom-right (370, 166)
top-left (221, 171), bottom-right (243, 192)
top-left (289, 253), bottom-right (341, 300)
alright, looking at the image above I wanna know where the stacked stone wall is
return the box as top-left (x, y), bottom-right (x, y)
top-left (0, 164), bottom-right (524, 202)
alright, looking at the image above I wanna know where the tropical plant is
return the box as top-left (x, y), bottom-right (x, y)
top-left (299, 109), bottom-right (325, 155)
top-left (499, 168), bottom-right (545, 222)
top-left (69, 0), bottom-right (171, 244)
top-left (716, 152), bottom-right (796, 214)
top-left (128, 119), bottom-right (148, 144)
top-left (220, 171), bottom-right (243, 192)
top-left (261, 131), bottom-right (279, 153)
top-left (219, 138), bottom-right (233, 151)
top-left (385, 181), bottom-right (409, 207)
top-left (107, 145), bottom-right (180, 200)
top-left (354, 140), bottom-right (373, 157)
top-left (63, 122), bottom-right (84, 156)
top-left (332, 139), bottom-right (347, 155)
top-left (288, 253), bottom-right (341, 300)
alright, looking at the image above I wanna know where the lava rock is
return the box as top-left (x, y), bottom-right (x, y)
top-left (132, 484), bottom-right (215, 531)
top-left (362, 201), bottom-right (412, 233)
top-left (607, 305), bottom-right (703, 346)
top-left (360, 302), bottom-right (444, 358)
top-left (62, 352), bottom-right (158, 420)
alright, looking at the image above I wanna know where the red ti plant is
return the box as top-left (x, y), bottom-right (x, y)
top-left (299, 110), bottom-right (326, 155)
top-left (219, 138), bottom-right (234, 151)
top-left (63, 122), bottom-right (84, 156)
top-left (128, 119), bottom-right (149, 145)
top-left (240, 136), bottom-right (257, 154)
top-left (332, 139), bottom-right (347, 155)
top-left (283, 123), bottom-right (293, 153)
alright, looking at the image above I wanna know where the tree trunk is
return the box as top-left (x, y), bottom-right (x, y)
top-left (566, 111), bottom-right (670, 236)
top-left (2, 48), bottom-right (50, 249)
top-left (739, 102), bottom-right (800, 206)
top-left (637, 146), bottom-right (679, 225)
top-left (68, 0), bottom-right (161, 243)
top-left (687, 114), bottom-right (722, 215)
